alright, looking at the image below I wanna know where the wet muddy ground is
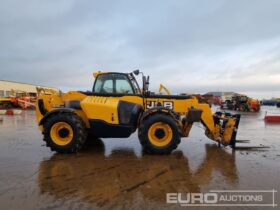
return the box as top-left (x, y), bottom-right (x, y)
top-left (0, 106), bottom-right (279, 210)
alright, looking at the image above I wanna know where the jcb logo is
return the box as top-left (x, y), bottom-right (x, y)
top-left (146, 101), bottom-right (174, 110)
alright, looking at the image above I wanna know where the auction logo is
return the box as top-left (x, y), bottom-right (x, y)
top-left (166, 190), bottom-right (277, 207)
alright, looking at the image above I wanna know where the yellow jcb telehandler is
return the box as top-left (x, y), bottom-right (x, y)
top-left (36, 70), bottom-right (241, 154)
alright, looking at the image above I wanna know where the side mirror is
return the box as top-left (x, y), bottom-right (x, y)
top-left (143, 76), bottom-right (150, 93)
top-left (142, 76), bottom-right (146, 88)
top-left (146, 76), bottom-right (150, 90)
top-left (133, 69), bottom-right (140, 76)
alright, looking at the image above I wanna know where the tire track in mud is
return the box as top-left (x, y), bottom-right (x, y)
top-left (123, 168), bottom-right (169, 192)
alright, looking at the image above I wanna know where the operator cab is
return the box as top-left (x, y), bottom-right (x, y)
top-left (92, 72), bottom-right (141, 95)
top-left (91, 71), bottom-right (192, 99)
top-left (232, 95), bottom-right (248, 103)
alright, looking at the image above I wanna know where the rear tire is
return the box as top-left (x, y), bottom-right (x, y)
top-left (138, 113), bottom-right (181, 154)
top-left (43, 112), bottom-right (87, 153)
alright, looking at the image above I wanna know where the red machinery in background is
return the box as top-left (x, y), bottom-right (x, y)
top-left (9, 90), bottom-right (36, 109)
top-left (221, 94), bottom-right (260, 112)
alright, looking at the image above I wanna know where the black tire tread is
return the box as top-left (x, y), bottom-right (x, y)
top-left (43, 112), bottom-right (87, 153)
top-left (138, 113), bottom-right (181, 154)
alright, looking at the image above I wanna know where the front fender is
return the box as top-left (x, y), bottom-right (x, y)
top-left (141, 107), bottom-right (180, 122)
top-left (39, 108), bottom-right (75, 126)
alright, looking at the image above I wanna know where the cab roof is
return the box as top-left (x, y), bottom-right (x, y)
top-left (93, 71), bottom-right (130, 78)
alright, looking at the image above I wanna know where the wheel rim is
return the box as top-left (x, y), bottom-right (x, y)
top-left (148, 122), bottom-right (173, 147)
top-left (50, 122), bottom-right (73, 146)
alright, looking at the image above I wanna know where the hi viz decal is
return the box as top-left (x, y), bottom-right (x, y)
top-left (146, 101), bottom-right (174, 110)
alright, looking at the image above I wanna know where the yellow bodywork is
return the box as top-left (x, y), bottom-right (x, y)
top-left (223, 118), bottom-right (236, 143)
top-left (36, 72), bottom-right (240, 148)
top-left (36, 92), bottom-right (236, 145)
top-left (93, 71), bottom-right (108, 78)
top-left (36, 91), bottom-right (90, 131)
top-left (81, 97), bottom-right (120, 124)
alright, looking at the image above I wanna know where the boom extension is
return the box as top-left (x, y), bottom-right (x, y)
top-left (206, 112), bottom-right (241, 147)
top-left (181, 106), bottom-right (241, 147)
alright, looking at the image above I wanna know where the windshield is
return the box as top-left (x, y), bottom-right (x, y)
top-left (128, 73), bottom-right (141, 94)
top-left (115, 74), bottom-right (134, 94)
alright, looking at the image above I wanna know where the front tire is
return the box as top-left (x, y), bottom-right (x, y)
top-left (138, 113), bottom-right (181, 154)
top-left (43, 112), bottom-right (87, 153)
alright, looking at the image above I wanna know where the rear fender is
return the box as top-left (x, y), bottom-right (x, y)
top-left (39, 108), bottom-right (75, 126)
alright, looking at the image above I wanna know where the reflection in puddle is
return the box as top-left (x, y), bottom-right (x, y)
top-left (38, 139), bottom-right (238, 208)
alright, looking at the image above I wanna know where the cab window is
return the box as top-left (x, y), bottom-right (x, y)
top-left (102, 80), bottom-right (113, 93)
top-left (93, 74), bottom-right (114, 93)
top-left (115, 74), bottom-right (133, 94)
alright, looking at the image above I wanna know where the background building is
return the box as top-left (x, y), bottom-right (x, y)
top-left (0, 80), bottom-right (59, 97)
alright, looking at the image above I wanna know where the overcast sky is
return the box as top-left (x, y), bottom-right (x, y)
top-left (0, 0), bottom-right (280, 95)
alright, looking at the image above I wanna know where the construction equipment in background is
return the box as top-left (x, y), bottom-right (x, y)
top-left (10, 89), bottom-right (36, 109)
top-left (221, 94), bottom-right (260, 112)
top-left (213, 96), bottom-right (222, 106)
top-left (35, 70), bottom-right (247, 154)
top-left (36, 87), bottom-right (60, 96)
top-left (247, 97), bottom-right (261, 111)
top-left (0, 97), bottom-right (13, 109)
top-left (0, 86), bottom-right (59, 110)
top-left (158, 84), bottom-right (170, 95)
